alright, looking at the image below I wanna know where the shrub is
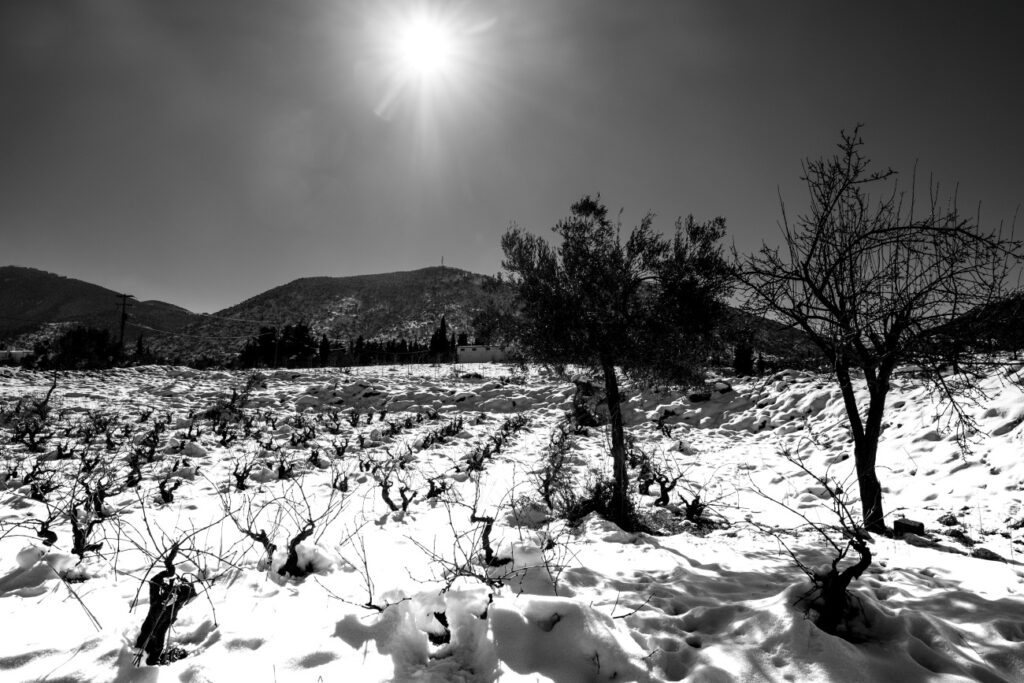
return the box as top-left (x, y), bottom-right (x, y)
top-left (557, 476), bottom-right (646, 533)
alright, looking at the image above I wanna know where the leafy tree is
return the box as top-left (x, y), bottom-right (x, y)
top-left (37, 326), bottom-right (119, 370)
top-left (429, 316), bottom-right (449, 358)
top-left (733, 340), bottom-right (755, 376)
top-left (279, 323), bottom-right (316, 367)
top-left (737, 127), bottom-right (1022, 533)
top-left (318, 335), bottom-right (331, 367)
top-left (471, 299), bottom-right (518, 346)
top-left (131, 333), bottom-right (159, 365)
top-left (237, 323), bottom-right (315, 367)
top-left (237, 327), bottom-right (278, 368)
top-left (428, 316), bottom-right (457, 361)
top-left (502, 195), bottom-right (733, 527)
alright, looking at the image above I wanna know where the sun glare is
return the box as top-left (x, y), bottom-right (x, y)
top-left (394, 14), bottom-right (456, 80)
top-left (365, 4), bottom-right (486, 119)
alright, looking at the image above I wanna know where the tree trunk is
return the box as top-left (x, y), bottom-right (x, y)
top-left (835, 362), bottom-right (887, 533)
top-left (601, 362), bottom-right (629, 528)
top-left (856, 390), bottom-right (888, 533)
top-left (814, 541), bottom-right (872, 634)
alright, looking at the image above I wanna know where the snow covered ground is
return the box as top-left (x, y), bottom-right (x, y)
top-left (0, 362), bottom-right (1021, 682)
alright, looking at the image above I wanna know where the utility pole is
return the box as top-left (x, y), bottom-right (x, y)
top-left (116, 293), bottom-right (136, 356)
top-left (432, 257), bottom-right (443, 320)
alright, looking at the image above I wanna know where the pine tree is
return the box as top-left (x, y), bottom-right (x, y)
top-left (318, 335), bottom-right (331, 367)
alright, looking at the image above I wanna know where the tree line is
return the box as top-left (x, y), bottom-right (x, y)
top-left (9, 314), bottom-right (482, 371)
top-left (234, 316), bottom-right (476, 369)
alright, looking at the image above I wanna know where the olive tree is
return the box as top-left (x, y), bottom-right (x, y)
top-left (501, 195), bottom-right (733, 528)
top-left (738, 127), bottom-right (1021, 533)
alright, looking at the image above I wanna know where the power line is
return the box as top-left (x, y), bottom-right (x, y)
top-left (129, 322), bottom-right (255, 341)
top-left (194, 312), bottom-right (271, 324)
top-left (0, 307), bottom-right (289, 328)
top-left (0, 314), bottom-right (81, 324)
top-left (0, 313), bottom-right (302, 341)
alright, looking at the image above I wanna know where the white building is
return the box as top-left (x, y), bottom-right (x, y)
top-left (456, 345), bottom-right (508, 363)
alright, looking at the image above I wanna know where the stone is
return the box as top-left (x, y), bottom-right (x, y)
top-left (971, 547), bottom-right (1005, 562)
top-left (893, 518), bottom-right (925, 537)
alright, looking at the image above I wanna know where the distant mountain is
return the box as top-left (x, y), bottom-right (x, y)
top-left (0, 264), bottom-right (820, 366)
top-left (723, 308), bottom-right (822, 367)
top-left (0, 265), bottom-right (508, 362)
top-left (168, 266), bottom-right (511, 362)
top-left (934, 291), bottom-right (1024, 352)
top-left (0, 266), bottom-right (202, 350)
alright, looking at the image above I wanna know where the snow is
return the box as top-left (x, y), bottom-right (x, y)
top-left (0, 362), bottom-right (1022, 681)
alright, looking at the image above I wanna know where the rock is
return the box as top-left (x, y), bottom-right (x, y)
top-left (971, 547), bottom-right (1005, 562)
top-left (937, 512), bottom-right (958, 526)
top-left (479, 397), bottom-right (515, 412)
top-left (945, 529), bottom-right (975, 547)
top-left (893, 518), bottom-right (925, 537)
top-left (295, 394), bottom-right (321, 410)
top-left (183, 441), bottom-right (207, 458)
top-left (902, 533), bottom-right (936, 548)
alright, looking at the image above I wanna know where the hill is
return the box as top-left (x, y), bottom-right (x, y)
top-left (0, 266), bottom-right (201, 350)
top-left (166, 266), bottom-right (510, 362)
top-left (724, 308), bottom-right (823, 368)
top-left (0, 264), bottom-right (817, 366)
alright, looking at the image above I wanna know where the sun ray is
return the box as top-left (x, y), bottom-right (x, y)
top-left (365, 4), bottom-right (479, 120)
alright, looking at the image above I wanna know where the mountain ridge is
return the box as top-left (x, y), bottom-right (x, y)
top-left (0, 265), bottom-right (203, 349)
top-left (0, 265), bottom-right (509, 362)
top-left (0, 264), bottom-right (814, 366)
top-left (180, 265), bottom-right (508, 361)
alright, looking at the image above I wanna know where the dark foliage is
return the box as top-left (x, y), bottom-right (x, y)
top-left (237, 324), bottom-right (317, 368)
top-left (558, 477), bottom-right (647, 533)
top-left (35, 326), bottom-right (119, 370)
top-left (502, 194), bottom-right (733, 526)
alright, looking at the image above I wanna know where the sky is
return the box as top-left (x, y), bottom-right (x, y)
top-left (1, 0), bottom-right (1022, 314)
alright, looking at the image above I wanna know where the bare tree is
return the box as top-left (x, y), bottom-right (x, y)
top-left (750, 443), bottom-right (871, 636)
top-left (738, 127), bottom-right (1021, 533)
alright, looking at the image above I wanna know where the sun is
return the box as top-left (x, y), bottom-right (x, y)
top-left (393, 13), bottom-right (456, 81)
top-left (362, 3), bottom-right (494, 121)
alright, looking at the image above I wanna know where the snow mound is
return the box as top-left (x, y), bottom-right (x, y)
top-left (491, 594), bottom-right (651, 682)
